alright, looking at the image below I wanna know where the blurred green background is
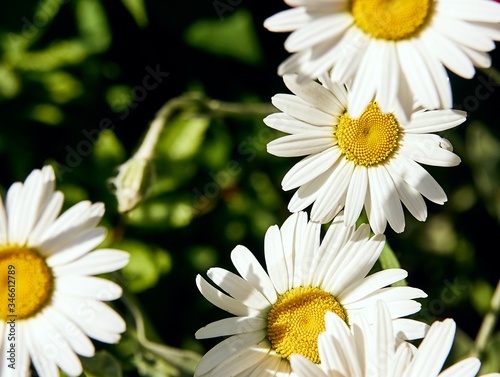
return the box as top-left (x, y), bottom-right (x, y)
top-left (0, 0), bottom-right (499, 376)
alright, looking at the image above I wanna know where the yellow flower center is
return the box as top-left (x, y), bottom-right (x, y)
top-left (0, 246), bottom-right (54, 320)
top-left (267, 286), bottom-right (347, 363)
top-left (336, 102), bottom-right (400, 166)
top-left (350, 0), bottom-right (432, 41)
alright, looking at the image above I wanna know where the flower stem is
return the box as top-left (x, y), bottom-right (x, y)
top-left (471, 278), bottom-right (500, 359)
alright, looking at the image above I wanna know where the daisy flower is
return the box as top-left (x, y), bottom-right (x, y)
top-left (264, 74), bottom-right (466, 233)
top-left (0, 166), bottom-right (130, 377)
top-left (194, 211), bottom-right (428, 376)
top-left (264, 0), bottom-right (500, 121)
top-left (291, 300), bottom-right (500, 377)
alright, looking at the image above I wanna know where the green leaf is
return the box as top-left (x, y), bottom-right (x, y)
top-left (123, 294), bottom-right (202, 377)
top-left (184, 9), bottom-right (263, 65)
top-left (118, 239), bottom-right (172, 293)
top-left (121, 0), bottom-right (148, 28)
top-left (80, 350), bottom-right (122, 377)
top-left (126, 196), bottom-right (197, 229)
top-left (379, 241), bottom-right (407, 286)
top-left (93, 129), bottom-right (127, 168)
top-left (76, 0), bottom-right (112, 53)
top-left (157, 112), bottom-right (211, 161)
top-left (471, 279), bottom-right (494, 316)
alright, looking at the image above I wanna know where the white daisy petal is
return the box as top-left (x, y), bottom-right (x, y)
top-left (310, 159), bottom-right (354, 223)
top-left (398, 40), bottom-right (441, 109)
top-left (437, 0), bottom-right (500, 22)
top-left (25, 323), bottom-right (59, 377)
top-left (45, 227), bottom-right (107, 265)
top-left (385, 163), bottom-right (428, 222)
top-left (267, 0), bottom-right (500, 117)
top-left (290, 354), bottom-right (328, 377)
top-left (247, 353), bottom-right (284, 377)
top-left (267, 131), bottom-right (334, 157)
top-left (27, 191), bottom-right (64, 248)
top-left (194, 332), bottom-right (267, 376)
top-left (34, 314), bottom-right (83, 377)
top-left (209, 340), bottom-right (272, 376)
top-left (338, 269), bottom-right (408, 303)
top-left (405, 109), bottom-right (466, 133)
top-left (196, 274), bottom-right (258, 317)
top-left (53, 296), bottom-right (126, 343)
top-left (195, 316), bottom-right (266, 339)
top-left (10, 168), bottom-right (47, 246)
top-left (37, 201), bottom-right (104, 252)
top-left (371, 167), bottom-right (405, 233)
top-left (264, 224), bottom-right (290, 295)
top-left (392, 318), bottom-right (430, 341)
top-left (271, 94), bottom-right (337, 125)
top-left (289, 300), bottom-right (489, 377)
top-left (401, 134), bottom-right (461, 167)
top-left (423, 27), bottom-right (476, 79)
top-left (0, 196), bottom-right (7, 245)
top-left (282, 147), bottom-right (340, 190)
top-left (365, 172), bottom-right (388, 234)
top-left (55, 276), bottom-right (123, 301)
top-left (264, 113), bottom-right (325, 134)
top-left (231, 245), bottom-right (278, 304)
top-left (343, 165), bottom-right (368, 226)
top-left (391, 155), bottom-right (448, 204)
top-left (288, 166), bottom-right (332, 211)
top-left (404, 319), bottom-right (456, 377)
top-left (434, 17), bottom-right (496, 52)
top-left (375, 41), bottom-right (400, 114)
top-left (283, 74), bottom-right (344, 115)
top-left (52, 249), bottom-right (130, 277)
top-left (438, 358), bottom-right (481, 377)
top-left (0, 166), bottom-right (128, 377)
top-left (207, 268), bottom-right (271, 310)
top-left (43, 306), bottom-right (95, 357)
top-left (285, 14), bottom-right (351, 53)
top-left (5, 182), bottom-right (23, 245)
top-left (347, 40), bottom-right (381, 118)
top-left (325, 231), bottom-right (384, 294)
top-left (263, 7), bottom-right (313, 32)
top-left (196, 212), bottom-right (428, 377)
top-left (294, 214), bottom-right (321, 287)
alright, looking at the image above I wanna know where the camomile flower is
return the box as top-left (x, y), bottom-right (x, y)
top-left (264, 0), bottom-right (500, 121)
top-left (194, 211), bottom-right (428, 376)
top-left (264, 74), bottom-right (466, 233)
top-left (0, 166), bottom-right (130, 377)
top-left (291, 300), bottom-right (500, 377)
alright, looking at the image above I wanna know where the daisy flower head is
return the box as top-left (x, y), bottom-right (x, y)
top-left (264, 0), bottom-right (500, 122)
top-left (291, 300), bottom-right (500, 377)
top-left (264, 74), bottom-right (466, 234)
top-left (0, 166), bottom-right (130, 377)
top-left (194, 211), bottom-right (428, 376)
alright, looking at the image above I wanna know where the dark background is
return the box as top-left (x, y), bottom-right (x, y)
top-left (0, 0), bottom-right (499, 375)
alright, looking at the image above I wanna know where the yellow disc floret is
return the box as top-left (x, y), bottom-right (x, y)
top-left (336, 102), bottom-right (400, 166)
top-left (0, 246), bottom-right (54, 320)
top-left (350, 0), bottom-right (432, 41)
top-left (267, 286), bottom-right (347, 363)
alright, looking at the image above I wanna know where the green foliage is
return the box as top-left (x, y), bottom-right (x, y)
top-left (184, 9), bottom-right (263, 65)
top-left (0, 0), bottom-right (499, 375)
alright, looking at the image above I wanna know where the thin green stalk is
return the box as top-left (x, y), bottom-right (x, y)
top-left (471, 278), bottom-right (500, 359)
